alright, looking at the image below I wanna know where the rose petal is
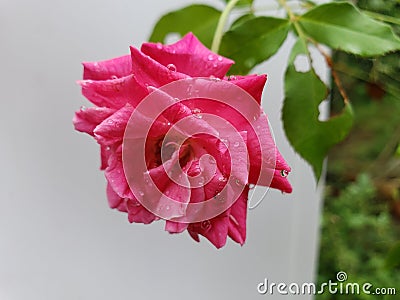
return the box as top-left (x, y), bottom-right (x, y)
top-left (227, 74), bottom-right (267, 105)
top-left (104, 145), bottom-right (133, 199)
top-left (126, 198), bottom-right (158, 224)
top-left (79, 75), bottom-right (148, 109)
top-left (73, 106), bottom-right (115, 136)
top-left (83, 55), bottom-right (132, 80)
top-left (141, 32), bottom-right (234, 78)
top-left (94, 104), bottom-right (134, 146)
top-left (130, 46), bottom-right (187, 88)
top-left (227, 186), bottom-right (248, 245)
top-left (106, 183), bottom-right (128, 212)
top-left (270, 169), bottom-right (293, 193)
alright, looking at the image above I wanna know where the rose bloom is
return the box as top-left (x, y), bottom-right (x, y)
top-left (73, 33), bottom-right (292, 248)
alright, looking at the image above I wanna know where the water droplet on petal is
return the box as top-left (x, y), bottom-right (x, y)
top-left (111, 75), bottom-right (118, 80)
top-left (235, 178), bottom-right (242, 186)
top-left (217, 56), bottom-right (223, 62)
top-left (156, 42), bottom-right (163, 50)
top-left (213, 62), bottom-right (218, 68)
top-left (166, 205), bottom-right (170, 211)
top-left (139, 191), bottom-right (144, 196)
top-left (167, 63), bottom-right (177, 72)
top-left (192, 108), bottom-right (202, 119)
top-left (80, 105), bottom-right (87, 112)
top-left (209, 75), bottom-right (221, 82)
top-left (166, 122), bottom-right (171, 126)
top-left (228, 75), bottom-right (237, 81)
top-left (281, 170), bottom-right (289, 178)
top-left (218, 176), bottom-right (227, 182)
top-left (201, 220), bottom-right (211, 230)
top-left (105, 146), bottom-right (111, 151)
top-left (249, 184), bottom-right (255, 190)
top-left (207, 54), bottom-right (214, 61)
top-left (233, 141), bottom-right (240, 148)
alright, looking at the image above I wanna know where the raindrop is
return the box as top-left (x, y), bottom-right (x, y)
top-left (218, 176), bottom-right (227, 182)
top-left (249, 184), bottom-right (255, 190)
top-left (111, 75), bottom-right (118, 80)
top-left (209, 75), bottom-right (221, 82)
top-left (80, 105), bottom-right (87, 112)
top-left (207, 54), bottom-right (215, 61)
top-left (235, 178), bottom-right (242, 186)
top-left (281, 170), bottom-right (289, 178)
top-left (166, 205), bottom-right (170, 211)
top-left (156, 42), bottom-right (163, 50)
top-left (227, 75), bottom-right (237, 81)
top-left (233, 141), bottom-right (240, 148)
top-left (217, 56), bottom-right (223, 62)
top-left (166, 122), bottom-right (171, 126)
top-left (192, 108), bottom-right (202, 119)
top-left (167, 63), bottom-right (177, 72)
top-left (107, 119), bottom-right (114, 124)
top-left (139, 191), bottom-right (144, 197)
top-left (213, 62), bottom-right (218, 68)
top-left (201, 220), bottom-right (211, 230)
top-left (105, 146), bottom-right (111, 151)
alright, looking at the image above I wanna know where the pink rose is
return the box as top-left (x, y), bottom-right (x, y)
top-left (73, 33), bottom-right (292, 248)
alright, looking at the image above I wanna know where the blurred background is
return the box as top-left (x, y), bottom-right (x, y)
top-left (1, 0), bottom-right (399, 299)
top-left (316, 0), bottom-right (400, 298)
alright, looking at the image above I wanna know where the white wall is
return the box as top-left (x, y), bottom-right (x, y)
top-left (0, 1), bottom-right (323, 299)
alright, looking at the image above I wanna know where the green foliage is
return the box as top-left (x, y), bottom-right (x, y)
top-left (149, 5), bottom-right (221, 48)
top-left (317, 174), bottom-right (400, 300)
top-left (219, 17), bottom-right (290, 74)
top-left (221, 0), bottom-right (253, 6)
top-left (299, 2), bottom-right (400, 56)
top-left (282, 40), bottom-right (353, 179)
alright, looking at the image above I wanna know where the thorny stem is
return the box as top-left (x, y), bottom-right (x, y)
top-left (315, 44), bottom-right (350, 105)
top-left (211, 0), bottom-right (241, 53)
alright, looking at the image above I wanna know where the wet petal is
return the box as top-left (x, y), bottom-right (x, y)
top-left (73, 106), bottom-right (115, 136)
top-left (79, 75), bottom-right (148, 109)
top-left (130, 46), bottom-right (187, 88)
top-left (228, 187), bottom-right (249, 245)
top-left (83, 55), bottom-right (132, 80)
top-left (141, 32), bottom-right (233, 78)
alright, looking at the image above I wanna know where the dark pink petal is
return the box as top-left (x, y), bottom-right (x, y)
top-left (227, 74), bottom-right (267, 105)
top-left (94, 104), bottom-right (134, 146)
top-left (227, 187), bottom-right (249, 245)
top-left (270, 169), bottom-right (293, 193)
top-left (189, 212), bottom-right (230, 249)
top-left (141, 33), bottom-right (234, 78)
top-left (126, 199), bottom-right (158, 224)
top-left (73, 106), bottom-right (115, 136)
top-left (130, 46), bottom-right (187, 88)
top-left (79, 75), bottom-right (148, 109)
top-left (100, 145), bottom-right (112, 170)
top-left (165, 221), bottom-right (188, 234)
top-left (106, 183), bottom-right (128, 212)
top-left (83, 55), bottom-right (132, 80)
top-left (104, 145), bottom-right (133, 199)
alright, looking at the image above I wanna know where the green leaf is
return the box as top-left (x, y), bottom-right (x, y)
top-left (282, 40), bottom-right (354, 179)
top-left (222, 0), bottom-right (253, 7)
top-left (231, 13), bottom-right (256, 29)
top-left (149, 5), bottom-right (221, 48)
top-left (219, 17), bottom-right (290, 74)
top-left (298, 2), bottom-right (400, 56)
top-left (386, 241), bottom-right (400, 269)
